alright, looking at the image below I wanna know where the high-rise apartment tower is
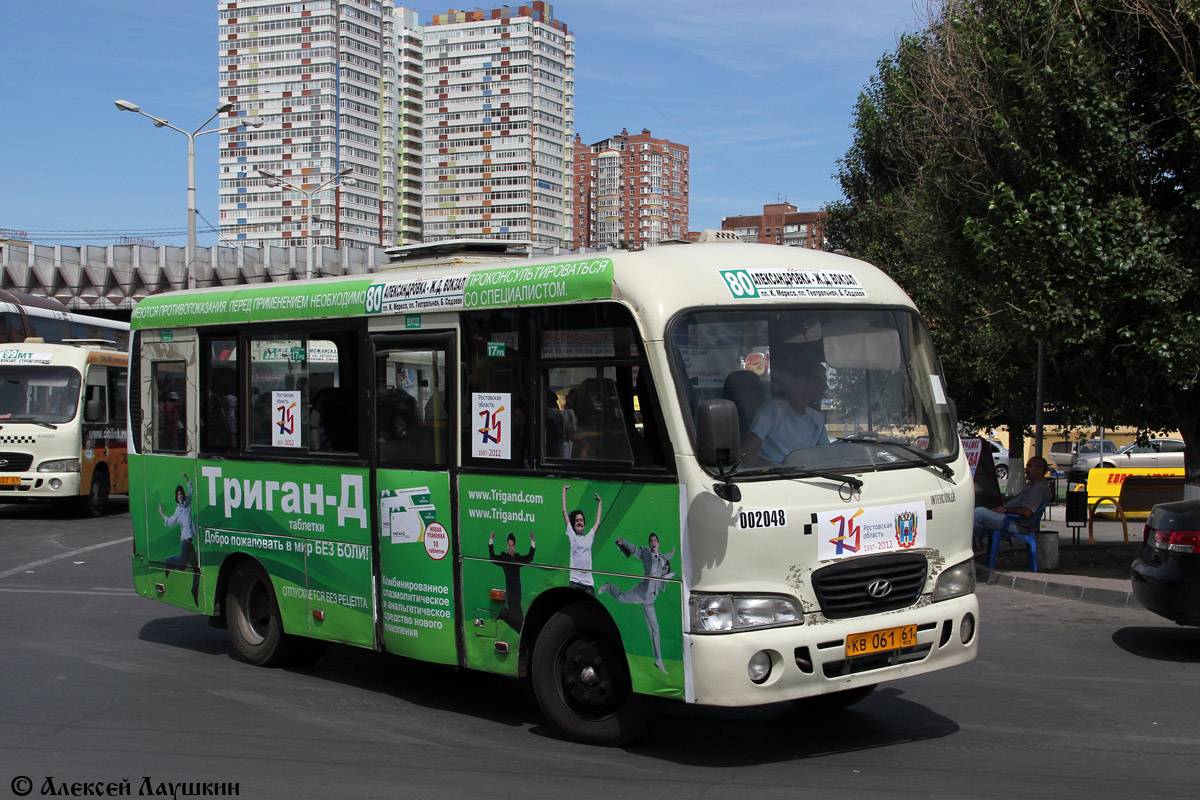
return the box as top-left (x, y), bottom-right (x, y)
top-left (572, 128), bottom-right (689, 249)
top-left (422, 2), bottom-right (575, 249)
top-left (218, 1), bottom-right (424, 251)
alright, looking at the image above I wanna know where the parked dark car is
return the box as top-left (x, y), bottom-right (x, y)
top-left (1130, 499), bottom-right (1200, 626)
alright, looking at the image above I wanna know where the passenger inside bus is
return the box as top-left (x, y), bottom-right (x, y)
top-left (741, 355), bottom-right (830, 466)
top-left (572, 377), bottom-right (632, 462)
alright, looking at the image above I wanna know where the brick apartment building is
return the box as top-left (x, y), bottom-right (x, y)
top-left (721, 203), bottom-right (827, 248)
top-left (572, 128), bottom-right (689, 249)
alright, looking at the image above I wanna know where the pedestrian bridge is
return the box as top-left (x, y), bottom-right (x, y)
top-left (0, 241), bottom-right (388, 312)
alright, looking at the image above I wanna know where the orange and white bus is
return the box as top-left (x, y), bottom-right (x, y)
top-left (0, 340), bottom-right (129, 515)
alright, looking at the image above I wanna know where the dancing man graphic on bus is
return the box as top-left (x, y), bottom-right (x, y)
top-left (599, 533), bottom-right (675, 674)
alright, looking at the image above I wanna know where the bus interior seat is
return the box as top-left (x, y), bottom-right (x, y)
top-left (722, 369), bottom-right (765, 439)
top-left (574, 377), bottom-right (632, 461)
top-left (313, 387), bottom-right (357, 451)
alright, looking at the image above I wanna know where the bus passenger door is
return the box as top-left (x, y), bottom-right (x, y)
top-left (134, 332), bottom-right (202, 610)
top-left (371, 333), bottom-right (459, 666)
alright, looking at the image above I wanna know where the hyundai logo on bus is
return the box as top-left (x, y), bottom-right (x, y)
top-left (867, 579), bottom-right (894, 599)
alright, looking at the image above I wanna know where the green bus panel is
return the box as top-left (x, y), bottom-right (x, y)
top-left (135, 456), bottom-right (375, 646)
top-left (458, 474), bottom-right (685, 699)
top-left (376, 469), bottom-right (458, 665)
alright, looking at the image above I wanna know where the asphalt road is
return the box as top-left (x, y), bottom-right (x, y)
top-left (1, 500), bottom-right (1197, 799)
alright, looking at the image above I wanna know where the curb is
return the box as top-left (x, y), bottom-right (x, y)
top-left (974, 563), bottom-right (1140, 610)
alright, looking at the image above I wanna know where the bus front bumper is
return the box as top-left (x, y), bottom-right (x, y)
top-left (686, 593), bottom-right (979, 707)
top-left (0, 472), bottom-right (82, 501)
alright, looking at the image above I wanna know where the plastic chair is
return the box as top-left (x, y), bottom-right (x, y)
top-left (984, 502), bottom-right (1049, 573)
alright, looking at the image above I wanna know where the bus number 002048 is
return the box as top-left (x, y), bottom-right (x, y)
top-left (738, 509), bottom-right (786, 530)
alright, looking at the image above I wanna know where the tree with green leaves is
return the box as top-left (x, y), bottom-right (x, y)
top-left (825, 0), bottom-right (1200, 492)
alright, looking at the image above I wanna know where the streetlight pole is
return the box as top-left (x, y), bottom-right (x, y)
top-left (115, 99), bottom-right (261, 289)
top-left (257, 167), bottom-right (354, 280)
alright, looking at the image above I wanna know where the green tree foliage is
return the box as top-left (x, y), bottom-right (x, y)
top-left (825, 0), bottom-right (1200, 484)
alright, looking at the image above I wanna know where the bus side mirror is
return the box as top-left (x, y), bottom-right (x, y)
top-left (696, 399), bottom-right (740, 468)
top-left (85, 399), bottom-right (103, 422)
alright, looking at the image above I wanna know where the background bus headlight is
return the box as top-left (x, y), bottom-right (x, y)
top-left (38, 458), bottom-right (81, 473)
top-left (689, 593), bottom-right (802, 633)
top-left (933, 560), bottom-right (976, 602)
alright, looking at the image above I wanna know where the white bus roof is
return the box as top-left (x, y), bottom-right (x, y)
top-left (0, 340), bottom-right (128, 369)
top-left (129, 242), bottom-right (918, 335)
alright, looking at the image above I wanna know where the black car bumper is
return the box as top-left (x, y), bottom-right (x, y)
top-left (1131, 556), bottom-right (1200, 626)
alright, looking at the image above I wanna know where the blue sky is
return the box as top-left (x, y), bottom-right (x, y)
top-left (0, 1), bottom-right (924, 248)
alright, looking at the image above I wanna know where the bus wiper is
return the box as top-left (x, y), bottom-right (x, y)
top-left (0, 416), bottom-right (57, 430)
top-left (839, 434), bottom-right (953, 479)
top-left (757, 464), bottom-right (864, 492)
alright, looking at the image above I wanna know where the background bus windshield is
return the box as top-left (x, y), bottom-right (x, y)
top-left (0, 366), bottom-right (82, 423)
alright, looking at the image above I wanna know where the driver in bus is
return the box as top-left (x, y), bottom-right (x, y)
top-left (742, 356), bottom-right (830, 466)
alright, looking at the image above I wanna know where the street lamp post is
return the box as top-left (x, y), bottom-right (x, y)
top-left (115, 99), bottom-right (261, 289)
top-left (257, 167), bottom-right (354, 280)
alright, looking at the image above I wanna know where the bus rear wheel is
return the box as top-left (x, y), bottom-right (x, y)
top-left (226, 561), bottom-right (298, 667)
top-left (531, 602), bottom-right (651, 746)
top-left (78, 469), bottom-right (109, 518)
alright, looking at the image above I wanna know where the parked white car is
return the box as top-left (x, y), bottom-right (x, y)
top-left (1069, 437), bottom-right (1185, 484)
top-left (1049, 437), bottom-right (1119, 469)
top-left (986, 438), bottom-right (1010, 481)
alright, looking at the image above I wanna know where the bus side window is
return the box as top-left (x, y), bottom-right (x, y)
top-left (535, 304), bottom-right (671, 469)
top-left (245, 329), bottom-right (359, 455)
top-left (151, 361), bottom-right (187, 454)
top-left (309, 333), bottom-right (359, 454)
top-left (461, 310), bottom-right (530, 469)
top-left (108, 369), bottom-right (128, 426)
top-left (376, 348), bottom-right (448, 467)
top-left (201, 335), bottom-right (239, 453)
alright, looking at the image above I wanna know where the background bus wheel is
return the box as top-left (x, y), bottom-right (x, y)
top-left (225, 562), bottom-right (298, 667)
top-left (792, 684), bottom-right (877, 713)
top-left (78, 469), bottom-right (109, 518)
top-left (531, 602), bottom-right (651, 746)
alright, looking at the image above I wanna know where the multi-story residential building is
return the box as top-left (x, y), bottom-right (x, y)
top-left (572, 128), bottom-right (689, 249)
top-left (391, 6), bottom-right (425, 245)
top-left (422, 2), bottom-right (574, 250)
top-left (720, 203), bottom-right (827, 249)
top-left (217, 1), bottom-right (424, 251)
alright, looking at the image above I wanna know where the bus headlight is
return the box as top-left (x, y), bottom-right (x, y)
top-left (933, 560), bottom-right (976, 602)
top-left (38, 458), bottom-right (81, 473)
top-left (747, 650), bottom-right (774, 683)
top-left (689, 593), bottom-right (803, 633)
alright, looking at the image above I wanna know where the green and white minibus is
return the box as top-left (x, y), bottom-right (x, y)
top-left (128, 241), bottom-right (978, 745)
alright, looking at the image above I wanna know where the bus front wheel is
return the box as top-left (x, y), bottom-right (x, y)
top-left (531, 602), bottom-right (651, 746)
top-left (226, 562), bottom-right (298, 667)
top-left (78, 469), bottom-right (109, 518)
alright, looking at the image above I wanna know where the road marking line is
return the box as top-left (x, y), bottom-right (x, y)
top-left (0, 536), bottom-right (132, 580)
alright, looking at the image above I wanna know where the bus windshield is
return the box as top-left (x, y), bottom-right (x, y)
top-left (0, 366), bottom-right (82, 424)
top-left (670, 306), bottom-right (957, 474)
